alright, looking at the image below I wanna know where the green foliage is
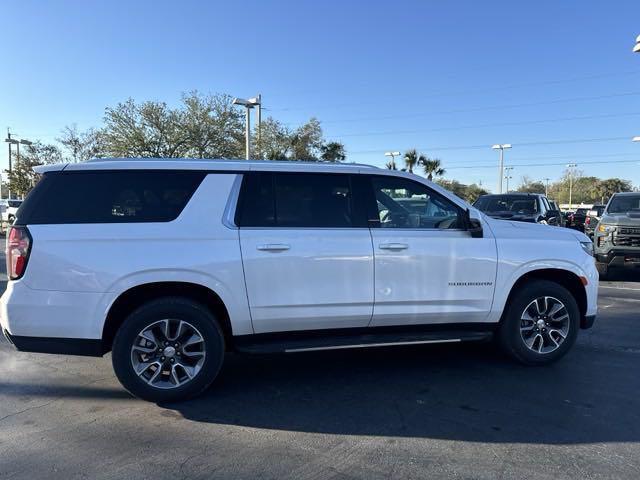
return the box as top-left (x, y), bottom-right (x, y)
top-left (403, 149), bottom-right (419, 173)
top-left (435, 179), bottom-right (488, 203)
top-left (421, 157), bottom-right (445, 180)
top-left (6, 141), bottom-right (62, 196)
top-left (320, 142), bottom-right (346, 162)
top-left (516, 175), bottom-right (546, 194)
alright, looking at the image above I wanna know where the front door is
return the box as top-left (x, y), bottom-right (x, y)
top-left (364, 174), bottom-right (498, 327)
top-left (238, 172), bottom-right (374, 334)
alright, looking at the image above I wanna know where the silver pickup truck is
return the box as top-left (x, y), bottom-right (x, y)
top-left (594, 192), bottom-right (640, 277)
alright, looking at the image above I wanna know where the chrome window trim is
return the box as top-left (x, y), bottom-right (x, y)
top-left (222, 173), bottom-right (243, 229)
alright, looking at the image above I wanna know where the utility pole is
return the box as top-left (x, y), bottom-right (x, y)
top-left (567, 163), bottom-right (577, 209)
top-left (256, 93), bottom-right (262, 159)
top-left (492, 144), bottom-right (512, 193)
top-left (544, 177), bottom-right (550, 196)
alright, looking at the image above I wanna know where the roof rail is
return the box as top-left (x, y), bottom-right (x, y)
top-left (84, 157), bottom-right (379, 168)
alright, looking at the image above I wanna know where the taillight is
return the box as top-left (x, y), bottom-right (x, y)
top-left (585, 217), bottom-right (591, 225)
top-left (6, 226), bottom-right (32, 280)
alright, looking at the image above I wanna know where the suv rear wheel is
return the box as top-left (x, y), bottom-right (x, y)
top-left (498, 280), bottom-right (579, 365)
top-left (112, 297), bottom-right (225, 402)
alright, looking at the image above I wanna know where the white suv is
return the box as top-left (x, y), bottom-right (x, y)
top-left (1, 159), bottom-right (598, 402)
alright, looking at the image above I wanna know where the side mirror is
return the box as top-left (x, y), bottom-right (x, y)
top-left (546, 209), bottom-right (560, 220)
top-left (464, 209), bottom-right (483, 238)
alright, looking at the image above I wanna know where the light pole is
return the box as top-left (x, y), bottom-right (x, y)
top-left (492, 144), bottom-right (512, 193)
top-left (567, 163), bottom-right (577, 209)
top-left (544, 177), bottom-right (551, 196)
top-left (633, 34), bottom-right (640, 53)
top-left (232, 96), bottom-right (261, 160)
top-left (384, 151), bottom-right (400, 170)
top-left (504, 166), bottom-right (514, 192)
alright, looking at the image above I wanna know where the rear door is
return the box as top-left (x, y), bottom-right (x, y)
top-left (363, 174), bottom-right (498, 327)
top-left (237, 172), bottom-right (374, 334)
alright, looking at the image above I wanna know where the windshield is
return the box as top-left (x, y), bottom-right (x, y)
top-left (474, 196), bottom-right (539, 215)
top-left (8, 200), bottom-right (22, 208)
top-left (607, 195), bottom-right (640, 214)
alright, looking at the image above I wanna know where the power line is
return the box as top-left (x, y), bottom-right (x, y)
top-left (285, 91), bottom-right (640, 126)
top-left (332, 111), bottom-right (640, 138)
top-left (444, 158), bottom-right (640, 170)
top-left (347, 136), bottom-right (633, 155)
top-left (270, 69), bottom-right (640, 112)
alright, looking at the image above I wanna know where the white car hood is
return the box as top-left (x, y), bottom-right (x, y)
top-left (483, 215), bottom-right (590, 242)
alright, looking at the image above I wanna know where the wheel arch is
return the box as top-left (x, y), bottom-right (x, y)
top-left (102, 281), bottom-right (234, 353)
top-left (502, 268), bottom-right (588, 327)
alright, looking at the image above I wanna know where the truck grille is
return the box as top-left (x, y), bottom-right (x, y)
top-left (613, 232), bottom-right (640, 247)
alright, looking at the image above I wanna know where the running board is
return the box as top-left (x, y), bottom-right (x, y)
top-left (234, 325), bottom-right (494, 354)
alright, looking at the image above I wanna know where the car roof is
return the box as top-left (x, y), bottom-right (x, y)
top-left (610, 192), bottom-right (640, 196)
top-left (35, 158), bottom-right (382, 175)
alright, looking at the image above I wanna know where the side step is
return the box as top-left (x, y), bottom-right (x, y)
top-left (234, 325), bottom-right (494, 354)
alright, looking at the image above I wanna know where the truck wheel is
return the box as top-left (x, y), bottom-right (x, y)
top-left (112, 297), bottom-right (225, 403)
top-left (596, 262), bottom-right (608, 280)
top-left (498, 280), bottom-right (579, 365)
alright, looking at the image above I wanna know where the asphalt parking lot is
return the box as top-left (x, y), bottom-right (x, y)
top-left (1, 257), bottom-right (640, 479)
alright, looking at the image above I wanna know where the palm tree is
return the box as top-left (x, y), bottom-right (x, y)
top-left (385, 161), bottom-right (397, 170)
top-left (421, 157), bottom-right (445, 181)
top-left (403, 149), bottom-right (419, 173)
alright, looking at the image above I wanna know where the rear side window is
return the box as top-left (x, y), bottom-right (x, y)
top-left (17, 170), bottom-right (205, 224)
top-left (236, 172), bottom-right (357, 228)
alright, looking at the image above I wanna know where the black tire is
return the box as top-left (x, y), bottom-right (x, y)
top-left (596, 262), bottom-right (609, 280)
top-left (498, 280), bottom-right (580, 365)
top-left (112, 297), bottom-right (225, 402)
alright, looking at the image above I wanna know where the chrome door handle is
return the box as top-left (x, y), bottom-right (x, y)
top-left (257, 244), bottom-right (291, 252)
top-left (379, 243), bottom-right (409, 250)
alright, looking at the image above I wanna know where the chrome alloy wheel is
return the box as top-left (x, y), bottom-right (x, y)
top-left (519, 296), bottom-right (570, 354)
top-left (130, 319), bottom-right (206, 389)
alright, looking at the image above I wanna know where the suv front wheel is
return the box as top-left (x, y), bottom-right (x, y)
top-left (498, 280), bottom-right (579, 365)
top-left (112, 297), bottom-right (225, 402)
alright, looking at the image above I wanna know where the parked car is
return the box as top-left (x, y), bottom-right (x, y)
top-left (594, 192), bottom-right (640, 277)
top-left (0, 199), bottom-right (23, 235)
top-left (549, 201), bottom-right (565, 226)
top-left (473, 193), bottom-right (562, 225)
top-left (584, 205), bottom-right (606, 238)
top-left (1, 159), bottom-right (598, 402)
top-left (566, 207), bottom-right (590, 232)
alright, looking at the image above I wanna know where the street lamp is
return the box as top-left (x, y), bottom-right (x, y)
top-left (492, 144), bottom-right (512, 193)
top-left (384, 151), bottom-right (401, 170)
top-left (232, 95), bottom-right (261, 160)
top-left (504, 166), bottom-right (514, 192)
top-left (543, 177), bottom-right (551, 196)
top-left (634, 34), bottom-right (640, 53)
top-left (567, 163), bottom-right (577, 209)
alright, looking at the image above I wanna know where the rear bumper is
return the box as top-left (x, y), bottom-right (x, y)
top-left (2, 329), bottom-right (104, 356)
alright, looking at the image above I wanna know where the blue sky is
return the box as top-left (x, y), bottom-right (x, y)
top-left (1, 0), bottom-right (639, 192)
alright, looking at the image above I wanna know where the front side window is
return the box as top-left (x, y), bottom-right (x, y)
top-left (237, 172), bottom-right (355, 228)
top-left (369, 176), bottom-right (462, 229)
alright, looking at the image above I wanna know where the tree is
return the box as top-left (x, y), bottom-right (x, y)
top-left (58, 124), bottom-right (104, 162)
top-left (290, 118), bottom-right (324, 160)
top-left (320, 142), bottom-right (346, 162)
top-left (598, 178), bottom-right (633, 203)
top-left (464, 183), bottom-right (489, 203)
top-left (421, 157), bottom-right (445, 180)
top-left (403, 149), bottom-right (420, 173)
top-left (517, 175), bottom-right (545, 194)
top-left (6, 141), bottom-right (62, 196)
top-left (100, 92), bottom-right (246, 158)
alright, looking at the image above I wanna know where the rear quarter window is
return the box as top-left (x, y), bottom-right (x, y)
top-left (17, 170), bottom-right (206, 224)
